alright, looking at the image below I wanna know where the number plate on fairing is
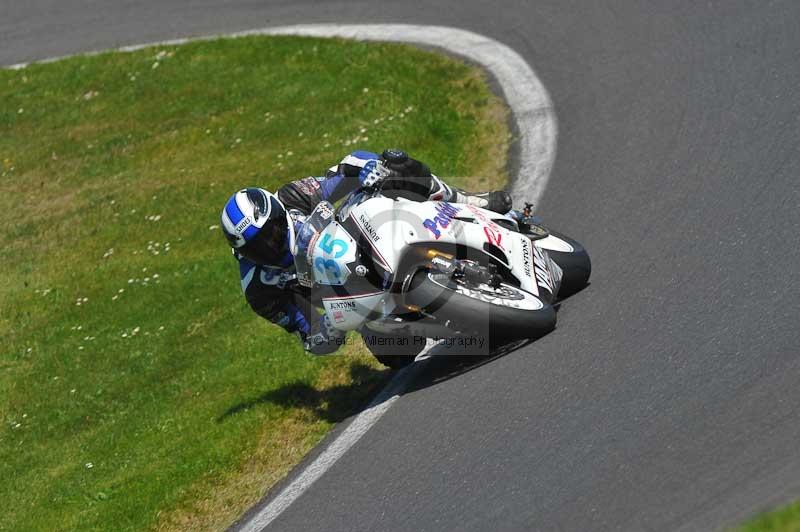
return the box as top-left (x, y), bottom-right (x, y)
top-left (311, 222), bottom-right (357, 286)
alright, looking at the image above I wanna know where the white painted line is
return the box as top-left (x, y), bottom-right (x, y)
top-left (257, 25), bottom-right (557, 204)
top-left (236, 25), bottom-right (556, 531)
top-left (4, 24), bottom-right (557, 205)
top-left (238, 360), bottom-right (425, 532)
top-left (3, 24), bottom-right (557, 530)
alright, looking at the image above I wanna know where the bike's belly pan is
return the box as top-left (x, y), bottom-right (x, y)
top-left (322, 292), bottom-right (386, 331)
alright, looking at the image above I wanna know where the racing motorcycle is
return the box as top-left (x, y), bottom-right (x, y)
top-left (294, 184), bottom-right (591, 368)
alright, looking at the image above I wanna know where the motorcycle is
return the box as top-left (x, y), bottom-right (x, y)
top-left (293, 183), bottom-right (591, 368)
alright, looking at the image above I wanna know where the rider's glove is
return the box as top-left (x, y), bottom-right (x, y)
top-left (358, 159), bottom-right (391, 187)
top-left (303, 314), bottom-right (346, 355)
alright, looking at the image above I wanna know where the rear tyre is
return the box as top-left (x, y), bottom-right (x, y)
top-left (404, 271), bottom-right (556, 342)
top-left (361, 331), bottom-right (424, 369)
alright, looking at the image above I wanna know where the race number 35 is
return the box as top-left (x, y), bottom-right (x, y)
top-left (314, 234), bottom-right (349, 278)
top-left (318, 234), bottom-right (348, 258)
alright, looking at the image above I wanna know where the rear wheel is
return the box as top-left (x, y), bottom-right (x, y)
top-left (404, 271), bottom-right (556, 342)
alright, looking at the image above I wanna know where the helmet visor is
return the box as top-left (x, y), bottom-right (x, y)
top-left (237, 190), bottom-right (292, 267)
top-left (239, 213), bottom-right (290, 266)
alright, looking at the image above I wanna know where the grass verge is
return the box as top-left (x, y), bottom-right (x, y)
top-left (0, 35), bottom-right (509, 531)
top-left (740, 500), bottom-right (800, 532)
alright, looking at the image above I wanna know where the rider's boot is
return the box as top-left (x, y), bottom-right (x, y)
top-left (453, 189), bottom-right (513, 214)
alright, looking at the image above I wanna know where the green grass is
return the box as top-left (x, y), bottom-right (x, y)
top-left (0, 36), bottom-right (508, 531)
top-left (740, 500), bottom-right (800, 532)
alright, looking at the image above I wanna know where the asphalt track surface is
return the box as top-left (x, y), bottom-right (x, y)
top-left (5, 2), bottom-right (800, 531)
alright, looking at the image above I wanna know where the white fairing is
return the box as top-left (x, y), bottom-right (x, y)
top-left (322, 292), bottom-right (387, 331)
top-left (536, 234), bottom-right (574, 253)
top-left (347, 198), bottom-right (541, 295)
top-left (311, 197), bottom-right (564, 331)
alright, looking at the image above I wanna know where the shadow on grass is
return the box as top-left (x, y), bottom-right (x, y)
top-left (217, 363), bottom-right (390, 424)
top-left (219, 335), bottom-right (544, 425)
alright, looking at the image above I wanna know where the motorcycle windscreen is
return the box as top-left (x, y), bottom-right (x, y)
top-left (336, 188), bottom-right (380, 223)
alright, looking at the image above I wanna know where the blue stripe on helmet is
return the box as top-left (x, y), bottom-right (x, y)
top-left (242, 224), bottom-right (259, 242)
top-left (225, 193), bottom-right (246, 226)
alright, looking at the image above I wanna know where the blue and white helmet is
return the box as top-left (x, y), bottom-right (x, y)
top-left (220, 188), bottom-right (296, 267)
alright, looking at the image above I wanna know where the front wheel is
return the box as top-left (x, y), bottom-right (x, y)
top-left (540, 231), bottom-right (591, 298)
top-left (404, 271), bottom-right (556, 342)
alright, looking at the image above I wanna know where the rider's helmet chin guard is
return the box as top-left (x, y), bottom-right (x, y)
top-left (220, 188), bottom-right (296, 267)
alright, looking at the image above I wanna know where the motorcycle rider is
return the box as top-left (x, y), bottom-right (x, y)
top-left (220, 148), bottom-right (512, 355)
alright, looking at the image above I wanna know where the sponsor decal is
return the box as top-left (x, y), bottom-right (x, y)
top-left (483, 225), bottom-right (504, 250)
top-left (297, 270), bottom-right (313, 288)
top-left (533, 244), bottom-right (556, 294)
top-left (423, 202), bottom-right (461, 239)
top-left (467, 205), bottom-right (506, 250)
top-left (316, 203), bottom-right (334, 220)
top-left (358, 213), bottom-right (380, 242)
top-left (351, 212), bottom-right (391, 272)
top-left (333, 310), bottom-right (345, 323)
top-left (329, 300), bottom-right (357, 310)
top-left (235, 216), bottom-right (251, 233)
top-left (521, 238), bottom-right (532, 278)
top-left (295, 176), bottom-right (321, 195)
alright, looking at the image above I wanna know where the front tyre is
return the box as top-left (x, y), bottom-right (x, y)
top-left (541, 231), bottom-right (591, 298)
top-left (405, 271), bottom-right (556, 342)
